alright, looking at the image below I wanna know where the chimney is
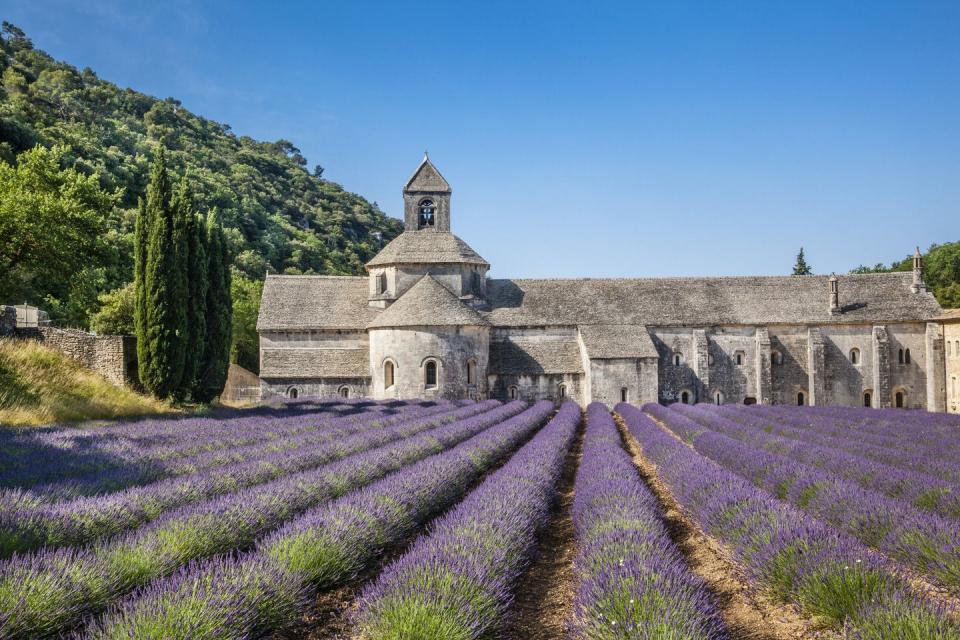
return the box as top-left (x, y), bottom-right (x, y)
top-left (829, 275), bottom-right (841, 315)
top-left (911, 246), bottom-right (927, 293)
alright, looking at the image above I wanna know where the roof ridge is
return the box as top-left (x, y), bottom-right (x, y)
top-left (490, 272), bottom-right (913, 284)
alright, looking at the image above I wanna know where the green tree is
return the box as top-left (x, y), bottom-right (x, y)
top-left (195, 211), bottom-right (232, 402)
top-left (133, 197), bottom-right (150, 373)
top-left (90, 282), bottom-right (135, 335)
top-left (231, 273), bottom-right (263, 374)
top-left (0, 145), bottom-right (115, 306)
top-left (792, 247), bottom-right (813, 275)
top-left (140, 146), bottom-right (187, 399)
top-left (180, 185), bottom-right (208, 398)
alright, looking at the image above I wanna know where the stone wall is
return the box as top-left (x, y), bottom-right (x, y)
top-left (261, 377), bottom-right (370, 400)
top-left (588, 357), bottom-right (658, 406)
top-left (488, 372), bottom-right (583, 404)
top-left (15, 327), bottom-right (137, 387)
top-left (0, 306), bottom-right (14, 336)
top-left (945, 322), bottom-right (960, 414)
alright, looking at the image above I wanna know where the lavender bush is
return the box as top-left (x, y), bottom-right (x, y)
top-left (87, 401), bottom-right (560, 640)
top-left (0, 400), bottom-right (493, 556)
top-left (619, 403), bottom-right (957, 636)
top-left (0, 400), bottom-right (527, 639)
top-left (568, 403), bottom-right (725, 639)
top-left (353, 400), bottom-right (578, 640)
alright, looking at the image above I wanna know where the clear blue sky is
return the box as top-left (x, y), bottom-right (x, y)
top-left (6, 1), bottom-right (959, 278)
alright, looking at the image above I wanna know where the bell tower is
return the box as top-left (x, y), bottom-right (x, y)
top-left (403, 152), bottom-right (452, 232)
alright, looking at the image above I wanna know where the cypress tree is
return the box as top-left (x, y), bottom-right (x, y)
top-left (181, 187), bottom-right (208, 399)
top-left (195, 211), bottom-right (232, 402)
top-left (141, 146), bottom-right (187, 399)
top-left (133, 196), bottom-right (150, 387)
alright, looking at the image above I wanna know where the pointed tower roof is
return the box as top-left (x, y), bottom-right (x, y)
top-left (367, 275), bottom-right (489, 329)
top-left (365, 231), bottom-right (489, 268)
top-left (404, 153), bottom-right (451, 192)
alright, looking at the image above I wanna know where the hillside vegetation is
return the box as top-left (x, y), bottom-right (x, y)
top-left (851, 241), bottom-right (960, 309)
top-left (0, 339), bottom-right (171, 427)
top-left (0, 22), bottom-right (402, 371)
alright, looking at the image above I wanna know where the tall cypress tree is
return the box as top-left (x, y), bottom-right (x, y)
top-left (133, 196), bottom-right (150, 388)
top-left (195, 211), bottom-right (232, 402)
top-left (140, 146), bottom-right (188, 399)
top-left (180, 184), bottom-right (208, 399)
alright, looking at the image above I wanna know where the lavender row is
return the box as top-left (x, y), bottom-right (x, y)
top-left (569, 403), bottom-right (725, 639)
top-left (675, 403), bottom-right (960, 520)
top-left (618, 403), bottom-right (957, 637)
top-left (731, 405), bottom-right (960, 484)
top-left (657, 406), bottom-right (960, 592)
top-left (354, 400), bottom-right (578, 639)
top-left (87, 401), bottom-right (559, 640)
top-left (4, 400), bottom-right (453, 507)
top-left (0, 401), bottom-right (498, 556)
top-left (0, 400), bottom-right (418, 494)
top-left (0, 400), bottom-right (527, 639)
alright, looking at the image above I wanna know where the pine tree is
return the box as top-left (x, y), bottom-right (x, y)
top-left (793, 247), bottom-right (813, 275)
top-left (195, 211), bottom-right (232, 402)
top-left (180, 184), bottom-right (208, 399)
top-left (140, 146), bottom-right (187, 399)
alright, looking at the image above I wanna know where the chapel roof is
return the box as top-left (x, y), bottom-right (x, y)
top-left (366, 275), bottom-right (489, 329)
top-left (260, 348), bottom-right (370, 379)
top-left (404, 154), bottom-right (451, 192)
top-left (483, 273), bottom-right (942, 327)
top-left (488, 337), bottom-right (584, 375)
top-left (256, 275), bottom-right (377, 331)
top-left (365, 231), bottom-right (489, 268)
top-left (579, 324), bottom-right (659, 359)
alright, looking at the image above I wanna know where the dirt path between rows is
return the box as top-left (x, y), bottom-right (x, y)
top-left (614, 412), bottom-right (829, 640)
top-left (502, 417), bottom-right (584, 639)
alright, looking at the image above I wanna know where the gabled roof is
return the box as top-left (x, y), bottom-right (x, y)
top-left (365, 231), bottom-right (489, 268)
top-left (483, 273), bottom-right (942, 327)
top-left (404, 155), bottom-right (451, 192)
top-left (366, 275), bottom-right (489, 329)
top-left (488, 337), bottom-right (584, 375)
top-left (260, 348), bottom-right (369, 379)
top-left (579, 325), bottom-right (658, 359)
top-left (256, 275), bottom-right (376, 331)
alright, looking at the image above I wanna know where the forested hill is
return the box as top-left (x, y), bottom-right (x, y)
top-left (0, 23), bottom-right (402, 338)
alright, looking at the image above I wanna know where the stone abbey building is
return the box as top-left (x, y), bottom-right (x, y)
top-left (257, 156), bottom-right (947, 409)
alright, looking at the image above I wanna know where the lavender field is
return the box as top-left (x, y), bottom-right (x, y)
top-left (1, 400), bottom-right (959, 639)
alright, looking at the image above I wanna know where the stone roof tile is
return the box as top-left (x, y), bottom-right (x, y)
top-left (579, 324), bottom-right (658, 359)
top-left (256, 275), bottom-right (376, 331)
top-left (366, 275), bottom-right (489, 329)
top-left (366, 231), bottom-right (489, 268)
top-left (488, 337), bottom-right (584, 375)
top-left (260, 348), bottom-right (370, 379)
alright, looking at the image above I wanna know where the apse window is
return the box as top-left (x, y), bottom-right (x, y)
top-left (558, 384), bottom-right (567, 398)
top-left (466, 359), bottom-right (477, 385)
top-left (384, 360), bottom-right (395, 388)
top-left (508, 385), bottom-right (519, 400)
top-left (673, 353), bottom-right (682, 366)
top-left (338, 386), bottom-right (349, 398)
top-left (849, 348), bottom-right (860, 365)
top-left (797, 391), bottom-right (805, 406)
top-left (424, 360), bottom-right (438, 388)
top-left (681, 391), bottom-right (690, 404)
top-left (418, 199), bottom-right (436, 229)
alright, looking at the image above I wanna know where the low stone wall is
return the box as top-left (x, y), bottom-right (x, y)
top-left (0, 307), bottom-right (14, 336)
top-left (15, 327), bottom-right (138, 387)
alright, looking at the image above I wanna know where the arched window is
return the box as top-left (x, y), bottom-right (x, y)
top-left (948, 341), bottom-right (952, 357)
top-left (384, 360), bottom-right (395, 388)
top-left (735, 351), bottom-right (744, 366)
top-left (849, 348), bottom-right (860, 365)
top-left (338, 386), bottom-right (349, 399)
top-left (863, 390), bottom-right (872, 407)
top-left (771, 350), bottom-right (782, 366)
top-left (898, 348), bottom-right (904, 364)
top-left (376, 272), bottom-right (387, 295)
top-left (620, 387), bottom-right (629, 403)
top-left (417, 199), bottom-right (436, 229)
top-left (714, 391), bottom-right (724, 405)
top-left (796, 391), bottom-right (806, 406)
top-left (895, 390), bottom-right (905, 408)
top-left (287, 387), bottom-right (299, 399)
top-left (952, 376), bottom-right (957, 400)
top-left (424, 360), bottom-right (438, 388)
top-left (681, 391), bottom-right (690, 404)
top-left (508, 385), bottom-right (519, 400)
top-left (905, 349), bottom-right (911, 364)
top-left (466, 359), bottom-right (477, 385)
top-left (558, 384), bottom-right (567, 398)
top-left (673, 353), bottom-right (682, 366)
top-left (708, 354), bottom-right (715, 366)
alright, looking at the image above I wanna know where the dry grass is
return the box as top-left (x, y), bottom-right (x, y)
top-left (0, 339), bottom-right (173, 428)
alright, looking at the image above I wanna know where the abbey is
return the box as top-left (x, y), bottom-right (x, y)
top-left (257, 156), bottom-right (947, 409)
